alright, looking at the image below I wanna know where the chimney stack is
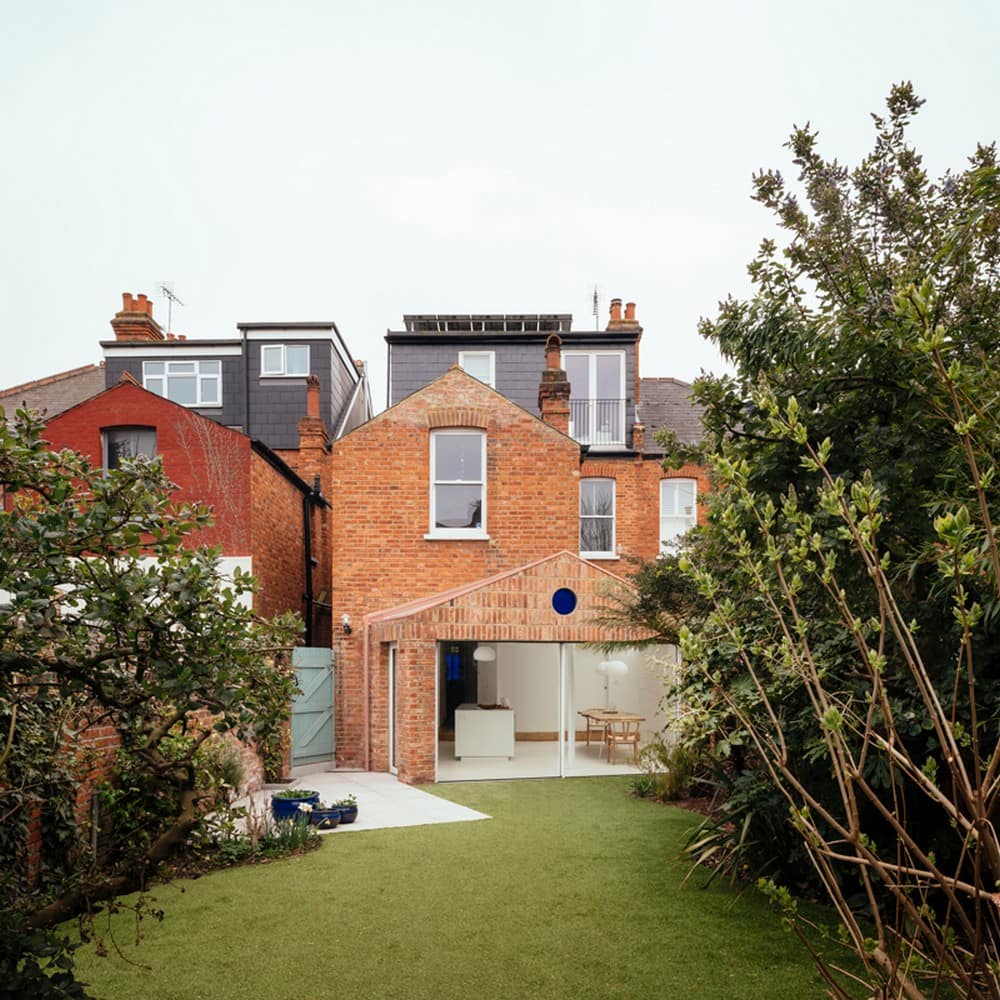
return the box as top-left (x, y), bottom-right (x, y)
top-left (297, 374), bottom-right (331, 482)
top-left (606, 297), bottom-right (641, 331)
top-left (538, 334), bottom-right (571, 435)
top-left (110, 292), bottom-right (165, 342)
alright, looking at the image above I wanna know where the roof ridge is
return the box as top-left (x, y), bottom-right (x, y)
top-left (0, 362), bottom-right (103, 397)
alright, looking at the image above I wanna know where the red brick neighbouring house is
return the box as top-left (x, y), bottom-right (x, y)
top-left (43, 377), bottom-right (331, 643)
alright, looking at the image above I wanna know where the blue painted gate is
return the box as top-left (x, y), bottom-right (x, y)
top-left (291, 647), bottom-right (334, 767)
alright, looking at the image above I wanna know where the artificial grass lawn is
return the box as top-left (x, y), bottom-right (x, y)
top-left (72, 777), bottom-right (828, 999)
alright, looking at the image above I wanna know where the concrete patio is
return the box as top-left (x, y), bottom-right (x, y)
top-left (248, 770), bottom-right (490, 833)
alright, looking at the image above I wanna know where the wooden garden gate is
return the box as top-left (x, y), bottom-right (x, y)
top-left (291, 647), bottom-right (334, 767)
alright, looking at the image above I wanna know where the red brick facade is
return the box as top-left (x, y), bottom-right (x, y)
top-left (329, 366), bottom-right (707, 782)
top-left (580, 455), bottom-right (710, 565)
top-left (44, 381), bottom-right (253, 554)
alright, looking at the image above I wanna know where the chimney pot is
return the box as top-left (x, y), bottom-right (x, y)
top-left (609, 298), bottom-right (622, 323)
top-left (544, 333), bottom-right (562, 371)
top-left (306, 374), bottom-right (321, 418)
top-left (625, 301), bottom-right (636, 321)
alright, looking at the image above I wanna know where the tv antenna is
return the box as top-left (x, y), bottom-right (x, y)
top-left (158, 282), bottom-right (185, 334)
top-left (592, 285), bottom-right (599, 331)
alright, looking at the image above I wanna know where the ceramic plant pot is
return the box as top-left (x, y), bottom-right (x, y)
top-left (336, 804), bottom-right (359, 825)
top-left (270, 791), bottom-right (320, 821)
top-left (309, 807), bottom-right (342, 830)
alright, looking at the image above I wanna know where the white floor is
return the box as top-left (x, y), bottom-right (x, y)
top-left (245, 771), bottom-right (490, 834)
top-left (436, 739), bottom-right (642, 781)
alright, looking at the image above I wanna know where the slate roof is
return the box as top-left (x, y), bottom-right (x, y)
top-left (638, 377), bottom-right (704, 449)
top-left (0, 364), bottom-right (106, 422)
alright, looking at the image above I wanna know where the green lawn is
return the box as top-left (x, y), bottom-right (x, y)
top-left (72, 777), bottom-right (828, 999)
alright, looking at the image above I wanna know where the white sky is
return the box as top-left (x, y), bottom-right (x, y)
top-left (2, 1), bottom-right (998, 409)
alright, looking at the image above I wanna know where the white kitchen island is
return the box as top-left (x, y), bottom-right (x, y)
top-left (454, 704), bottom-right (515, 759)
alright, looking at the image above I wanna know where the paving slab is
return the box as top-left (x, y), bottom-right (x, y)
top-left (247, 771), bottom-right (490, 834)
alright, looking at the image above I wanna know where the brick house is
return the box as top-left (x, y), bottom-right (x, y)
top-left (43, 377), bottom-right (332, 645)
top-left (330, 300), bottom-right (709, 784)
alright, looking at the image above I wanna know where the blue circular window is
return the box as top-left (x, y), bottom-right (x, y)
top-left (552, 588), bottom-right (577, 616)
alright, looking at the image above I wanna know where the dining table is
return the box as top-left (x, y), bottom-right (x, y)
top-left (577, 707), bottom-right (645, 748)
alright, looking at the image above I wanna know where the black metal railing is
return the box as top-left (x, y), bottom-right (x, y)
top-left (569, 398), bottom-right (626, 446)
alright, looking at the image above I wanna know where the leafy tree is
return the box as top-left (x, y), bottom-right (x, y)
top-left (0, 407), bottom-right (299, 987)
top-left (624, 85), bottom-right (1000, 996)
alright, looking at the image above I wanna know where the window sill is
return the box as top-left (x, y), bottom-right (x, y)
top-left (260, 374), bottom-right (309, 380)
top-left (581, 552), bottom-right (618, 560)
top-left (424, 532), bottom-right (490, 541)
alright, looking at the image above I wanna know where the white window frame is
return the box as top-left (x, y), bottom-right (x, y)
top-left (580, 478), bottom-right (616, 559)
top-left (660, 478), bottom-right (698, 552)
top-left (563, 350), bottom-right (626, 446)
top-left (458, 350), bottom-right (496, 388)
top-left (427, 429), bottom-right (488, 540)
top-left (143, 360), bottom-right (222, 408)
top-left (261, 343), bottom-right (310, 377)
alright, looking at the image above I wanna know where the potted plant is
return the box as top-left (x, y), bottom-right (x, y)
top-left (270, 787), bottom-right (320, 821)
top-left (307, 801), bottom-right (342, 830)
top-left (333, 794), bottom-right (358, 825)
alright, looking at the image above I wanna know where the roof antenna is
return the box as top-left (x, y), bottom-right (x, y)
top-left (592, 285), bottom-right (599, 331)
top-left (158, 282), bottom-right (185, 334)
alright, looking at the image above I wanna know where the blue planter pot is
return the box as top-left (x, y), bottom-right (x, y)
top-left (336, 804), bottom-right (358, 825)
top-left (309, 807), bottom-right (342, 830)
top-left (271, 792), bottom-right (320, 821)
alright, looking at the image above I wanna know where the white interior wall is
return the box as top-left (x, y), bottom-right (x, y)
top-left (471, 641), bottom-right (680, 739)
top-left (477, 656), bottom-right (498, 703)
top-left (572, 645), bottom-right (678, 742)
top-left (494, 642), bottom-right (560, 731)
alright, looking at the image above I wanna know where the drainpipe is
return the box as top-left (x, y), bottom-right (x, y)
top-left (362, 615), bottom-right (371, 771)
top-left (241, 326), bottom-right (250, 437)
top-left (302, 490), bottom-right (315, 647)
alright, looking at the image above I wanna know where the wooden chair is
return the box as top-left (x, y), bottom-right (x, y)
top-left (604, 719), bottom-right (641, 764)
top-left (579, 710), bottom-right (608, 749)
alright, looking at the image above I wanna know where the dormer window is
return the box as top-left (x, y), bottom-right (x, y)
top-left (143, 360), bottom-right (221, 407)
top-left (564, 351), bottom-right (625, 447)
top-left (458, 351), bottom-right (495, 388)
top-left (262, 344), bottom-right (310, 377)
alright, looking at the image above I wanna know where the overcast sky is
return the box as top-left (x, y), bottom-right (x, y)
top-left (2, 1), bottom-right (998, 409)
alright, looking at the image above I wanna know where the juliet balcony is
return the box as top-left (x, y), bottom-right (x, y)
top-left (568, 398), bottom-right (626, 448)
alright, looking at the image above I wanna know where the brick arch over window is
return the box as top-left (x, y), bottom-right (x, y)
top-left (580, 462), bottom-right (618, 479)
top-left (425, 406), bottom-right (490, 430)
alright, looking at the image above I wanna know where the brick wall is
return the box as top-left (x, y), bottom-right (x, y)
top-left (249, 451), bottom-right (307, 624)
top-left (21, 712), bottom-right (121, 886)
top-left (330, 367), bottom-right (582, 767)
top-left (580, 454), bottom-right (711, 565)
top-left (44, 382), bottom-right (253, 553)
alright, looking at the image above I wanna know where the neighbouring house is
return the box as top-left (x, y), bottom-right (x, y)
top-left (100, 292), bottom-right (372, 460)
top-left (43, 376), bottom-right (332, 646)
top-left (8, 374), bottom-right (335, 880)
top-left (327, 300), bottom-right (709, 784)
top-left (0, 362), bottom-right (107, 422)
